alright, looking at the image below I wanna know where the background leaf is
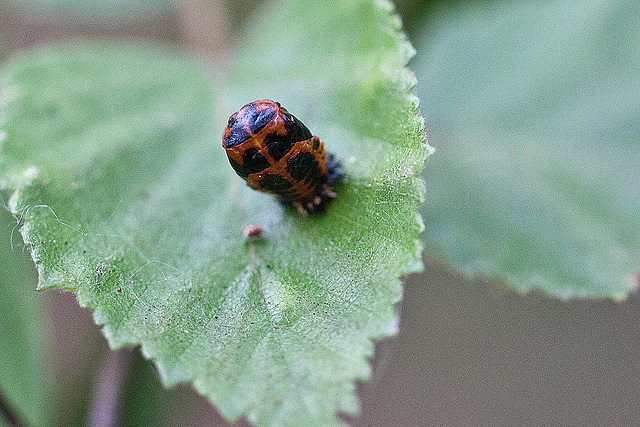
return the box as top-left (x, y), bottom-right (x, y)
top-left (413, 0), bottom-right (640, 298)
top-left (0, 206), bottom-right (51, 427)
top-left (0, 1), bottom-right (429, 426)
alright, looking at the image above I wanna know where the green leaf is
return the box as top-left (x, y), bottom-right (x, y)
top-left (0, 206), bottom-right (51, 427)
top-left (413, 0), bottom-right (640, 298)
top-left (0, 1), bottom-right (430, 426)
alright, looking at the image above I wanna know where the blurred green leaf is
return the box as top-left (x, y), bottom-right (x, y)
top-left (1, 0), bottom-right (172, 22)
top-left (0, 206), bottom-right (50, 426)
top-left (413, 0), bottom-right (640, 298)
top-left (0, 0), bottom-right (429, 425)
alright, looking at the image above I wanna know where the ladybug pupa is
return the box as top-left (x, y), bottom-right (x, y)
top-left (222, 100), bottom-right (342, 214)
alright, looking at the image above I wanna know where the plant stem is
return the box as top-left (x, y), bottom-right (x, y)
top-left (88, 349), bottom-right (132, 427)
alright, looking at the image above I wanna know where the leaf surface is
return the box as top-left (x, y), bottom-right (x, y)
top-left (413, 0), bottom-right (640, 298)
top-left (0, 1), bottom-right (429, 425)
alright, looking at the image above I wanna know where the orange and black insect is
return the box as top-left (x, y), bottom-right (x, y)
top-left (222, 100), bottom-right (342, 214)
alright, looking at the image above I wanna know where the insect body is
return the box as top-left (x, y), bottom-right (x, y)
top-left (222, 100), bottom-right (341, 214)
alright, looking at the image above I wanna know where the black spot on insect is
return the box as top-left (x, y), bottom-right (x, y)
top-left (223, 115), bottom-right (249, 148)
top-left (227, 157), bottom-right (249, 178)
top-left (264, 133), bottom-right (295, 161)
top-left (283, 113), bottom-right (312, 142)
top-left (227, 148), bottom-right (270, 178)
top-left (243, 102), bottom-right (277, 134)
top-left (242, 147), bottom-right (270, 173)
top-left (304, 168), bottom-right (325, 188)
top-left (287, 151), bottom-right (321, 182)
top-left (259, 173), bottom-right (293, 193)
